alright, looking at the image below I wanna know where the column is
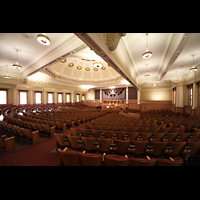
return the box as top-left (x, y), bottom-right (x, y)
top-left (13, 88), bottom-right (18, 106)
top-left (175, 84), bottom-right (183, 113)
top-left (126, 85), bottom-right (128, 104)
top-left (137, 89), bottom-right (140, 104)
top-left (100, 89), bottom-right (102, 103)
top-left (192, 82), bottom-right (197, 109)
top-left (28, 90), bottom-right (34, 105)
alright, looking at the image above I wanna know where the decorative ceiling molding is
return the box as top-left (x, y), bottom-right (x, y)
top-left (106, 33), bottom-right (126, 51)
top-left (74, 33), bottom-right (139, 90)
top-left (158, 33), bottom-right (192, 81)
top-left (42, 67), bottom-right (124, 86)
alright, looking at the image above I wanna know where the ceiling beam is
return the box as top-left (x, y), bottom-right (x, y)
top-left (74, 33), bottom-right (139, 90)
top-left (21, 34), bottom-right (85, 78)
top-left (158, 33), bottom-right (192, 81)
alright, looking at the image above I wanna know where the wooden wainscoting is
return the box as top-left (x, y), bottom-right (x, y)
top-left (140, 100), bottom-right (172, 112)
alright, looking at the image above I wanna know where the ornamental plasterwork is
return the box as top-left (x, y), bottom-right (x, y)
top-left (106, 33), bottom-right (126, 51)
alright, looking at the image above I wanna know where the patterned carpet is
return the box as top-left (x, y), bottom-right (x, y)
top-left (0, 134), bottom-right (62, 166)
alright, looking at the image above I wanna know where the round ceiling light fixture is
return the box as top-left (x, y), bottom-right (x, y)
top-left (93, 62), bottom-right (103, 68)
top-left (68, 63), bottom-right (74, 67)
top-left (93, 67), bottom-right (98, 71)
top-left (85, 67), bottom-right (90, 71)
top-left (13, 49), bottom-right (22, 69)
top-left (142, 33), bottom-right (152, 59)
top-left (101, 66), bottom-right (106, 70)
top-left (77, 66), bottom-right (82, 70)
top-left (37, 33), bottom-right (51, 45)
top-left (190, 54), bottom-right (198, 72)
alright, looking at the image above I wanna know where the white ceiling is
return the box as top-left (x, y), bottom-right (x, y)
top-left (0, 33), bottom-right (200, 90)
top-left (122, 33), bottom-right (200, 87)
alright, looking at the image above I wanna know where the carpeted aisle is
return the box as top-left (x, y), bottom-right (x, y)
top-left (0, 136), bottom-right (61, 166)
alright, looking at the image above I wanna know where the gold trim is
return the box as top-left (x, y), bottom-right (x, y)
top-left (60, 59), bottom-right (67, 63)
top-left (93, 67), bottom-right (98, 71)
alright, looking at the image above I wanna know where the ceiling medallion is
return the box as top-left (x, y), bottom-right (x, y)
top-left (142, 33), bottom-right (152, 59)
top-left (68, 63), bottom-right (74, 67)
top-left (93, 62), bottom-right (103, 68)
top-left (93, 67), bottom-right (98, 71)
top-left (60, 59), bottom-right (67, 63)
top-left (101, 66), bottom-right (106, 70)
top-left (144, 73), bottom-right (150, 78)
top-left (37, 34), bottom-right (51, 45)
top-left (77, 66), bottom-right (82, 70)
top-left (85, 67), bottom-right (90, 71)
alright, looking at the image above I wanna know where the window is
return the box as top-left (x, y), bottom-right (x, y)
top-left (187, 85), bottom-right (193, 106)
top-left (0, 90), bottom-right (7, 104)
top-left (76, 94), bottom-right (80, 102)
top-left (82, 94), bottom-right (85, 101)
top-left (66, 93), bottom-right (70, 103)
top-left (35, 92), bottom-right (42, 104)
top-left (173, 88), bottom-right (176, 105)
top-left (19, 91), bottom-right (28, 105)
top-left (58, 93), bottom-right (63, 103)
top-left (48, 92), bottom-right (53, 103)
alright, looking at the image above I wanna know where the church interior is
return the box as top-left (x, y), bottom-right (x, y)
top-left (0, 33), bottom-right (200, 166)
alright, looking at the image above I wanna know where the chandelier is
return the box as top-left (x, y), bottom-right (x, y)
top-left (142, 33), bottom-right (152, 59)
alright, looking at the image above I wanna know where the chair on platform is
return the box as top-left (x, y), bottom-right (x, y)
top-left (58, 149), bottom-right (81, 166)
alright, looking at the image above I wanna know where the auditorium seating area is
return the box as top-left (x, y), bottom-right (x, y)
top-left (1, 104), bottom-right (200, 166)
top-left (56, 112), bottom-right (200, 166)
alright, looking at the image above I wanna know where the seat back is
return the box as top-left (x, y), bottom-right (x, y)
top-left (81, 136), bottom-right (96, 151)
top-left (130, 157), bottom-right (157, 166)
top-left (58, 149), bottom-right (80, 166)
top-left (104, 155), bottom-right (129, 166)
top-left (80, 153), bottom-right (103, 166)
top-left (114, 139), bottom-right (130, 154)
top-left (130, 140), bottom-right (149, 155)
top-left (97, 138), bottom-right (112, 152)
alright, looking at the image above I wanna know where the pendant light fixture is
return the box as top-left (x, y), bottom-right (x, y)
top-left (37, 33), bottom-right (51, 45)
top-left (13, 49), bottom-right (22, 69)
top-left (173, 71), bottom-right (179, 82)
top-left (190, 54), bottom-right (197, 72)
top-left (4, 65), bottom-right (10, 79)
top-left (144, 63), bottom-right (150, 78)
top-left (142, 33), bottom-right (152, 59)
